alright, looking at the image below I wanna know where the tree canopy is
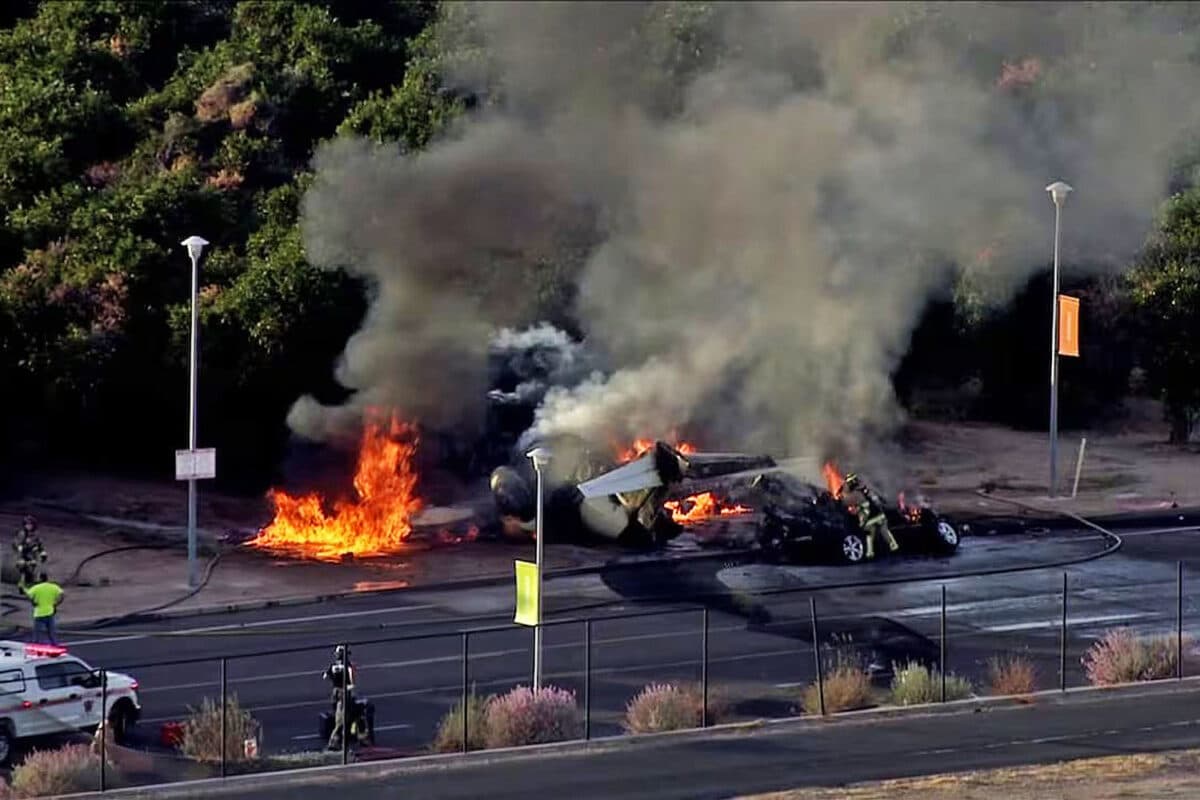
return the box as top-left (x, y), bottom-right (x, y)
top-left (0, 1), bottom-right (1196, 492)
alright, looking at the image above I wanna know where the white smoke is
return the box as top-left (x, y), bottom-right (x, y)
top-left (295, 1), bottom-right (1200, 465)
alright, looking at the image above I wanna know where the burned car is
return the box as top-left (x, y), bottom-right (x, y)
top-left (750, 472), bottom-right (961, 564)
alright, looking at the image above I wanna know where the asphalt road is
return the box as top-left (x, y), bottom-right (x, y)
top-left (100, 682), bottom-right (1200, 800)
top-left (42, 510), bottom-right (1200, 766)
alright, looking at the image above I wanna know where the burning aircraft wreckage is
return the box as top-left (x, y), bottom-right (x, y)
top-left (241, 332), bottom-right (960, 564)
top-left (489, 439), bottom-right (962, 564)
top-left (241, 413), bottom-right (959, 565)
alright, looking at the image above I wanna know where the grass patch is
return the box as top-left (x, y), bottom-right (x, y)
top-left (890, 661), bottom-right (972, 706)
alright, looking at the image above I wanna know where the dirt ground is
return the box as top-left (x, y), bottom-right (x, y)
top-left (738, 749), bottom-right (1200, 799)
top-left (0, 402), bottom-right (1194, 625)
top-left (906, 398), bottom-right (1198, 520)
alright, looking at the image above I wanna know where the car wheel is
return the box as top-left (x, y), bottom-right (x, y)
top-left (935, 520), bottom-right (959, 550)
top-left (0, 724), bottom-right (12, 765)
top-left (841, 533), bottom-right (866, 564)
top-left (109, 702), bottom-right (135, 745)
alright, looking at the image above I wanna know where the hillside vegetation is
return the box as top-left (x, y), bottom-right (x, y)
top-left (0, 1), bottom-right (1196, 491)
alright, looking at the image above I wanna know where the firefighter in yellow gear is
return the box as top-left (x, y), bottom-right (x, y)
top-left (843, 475), bottom-right (899, 559)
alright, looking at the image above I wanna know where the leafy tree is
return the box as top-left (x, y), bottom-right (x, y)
top-left (1128, 189), bottom-right (1200, 442)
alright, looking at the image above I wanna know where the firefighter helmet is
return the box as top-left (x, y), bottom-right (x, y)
top-left (21, 515), bottom-right (37, 531)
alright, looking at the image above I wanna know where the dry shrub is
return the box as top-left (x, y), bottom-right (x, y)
top-left (228, 96), bottom-right (259, 130)
top-left (802, 661), bottom-right (873, 714)
top-left (483, 686), bottom-right (582, 748)
top-left (6, 744), bottom-right (117, 797)
top-left (196, 63), bottom-right (254, 122)
top-left (431, 691), bottom-right (491, 752)
top-left (179, 695), bottom-right (261, 763)
top-left (890, 661), bottom-right (972, 705)
top-left (988, 653), bottom-right (1038, 696)
top-left (206, 168), bottom-right (245, 190)
top-left (623, 682), bottom-right (725, 733)
top-left (1082, 628), bottom-right (1189, 686)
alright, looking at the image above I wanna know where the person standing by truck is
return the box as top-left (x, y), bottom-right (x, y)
top-left (24, 572), bottom-right (64, 645)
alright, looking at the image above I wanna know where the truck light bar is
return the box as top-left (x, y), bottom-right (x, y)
top-left (24, 644), bottom-right (66, 658)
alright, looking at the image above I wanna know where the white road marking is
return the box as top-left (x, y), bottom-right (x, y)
top-left (981, 612), bottom-right (1152, 633)
top-left (66, 604), bottom-right (439, 646)
top-left (291, 723), bottom-right (412, 741)
top-left (141, 649), bottom-right (528, 693)
top-left (139, 645), bottom-right (808, 723)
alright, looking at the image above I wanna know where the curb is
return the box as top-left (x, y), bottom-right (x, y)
top-left (68, 674), bottom-right (1200, 799)
top-left (55, 547), bottom-right (752, 629)
top-left (39, 504), bottom-right (1199, 629)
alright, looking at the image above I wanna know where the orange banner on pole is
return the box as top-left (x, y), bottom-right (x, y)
top-left (1058, 294), bottom-right (1080, 357)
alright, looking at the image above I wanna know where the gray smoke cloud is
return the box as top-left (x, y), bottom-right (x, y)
top-left (293, 1), bottom-right (1200, 467)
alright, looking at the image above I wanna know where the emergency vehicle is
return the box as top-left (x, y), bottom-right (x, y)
top-left (0, 642), bottom-right (140, 763)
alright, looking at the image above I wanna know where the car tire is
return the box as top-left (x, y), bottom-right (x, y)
top-left (109, 701), bottom-right (135, 745)
top-left (932, 520), bottom-right (960, 553)
top-left (840, 532), bottom-right (867, 564)
top-left (0, 723), bottom-right (13, 765)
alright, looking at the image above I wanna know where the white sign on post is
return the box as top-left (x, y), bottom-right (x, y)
top-left (175, 448), bottom-right (217, 481)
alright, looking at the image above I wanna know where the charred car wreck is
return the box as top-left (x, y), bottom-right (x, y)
top-left (751, 472), bottom-right (961, 563)
top-left (489, 440), bottom-right (962, 562)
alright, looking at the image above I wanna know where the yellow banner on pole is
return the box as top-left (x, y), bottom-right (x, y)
top-left (1058, 294), bottom-right (1080, 357)
top-left (514, 560), bottom-right (539, 626)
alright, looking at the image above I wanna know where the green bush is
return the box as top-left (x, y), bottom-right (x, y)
top-left (431, 691), bottom-right (491, 752)
top-left (890, 661), bottom-right (972, 705)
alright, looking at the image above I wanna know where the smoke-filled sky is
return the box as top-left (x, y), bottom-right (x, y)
top-left (291, 1), bottom-right (1200, 466)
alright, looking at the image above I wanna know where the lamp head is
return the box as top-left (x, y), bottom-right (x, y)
top-left (526, 447), bottom-right (552, 470)
top-left (1045, 181), bottom-right (1073, 206)
top-left (181, 235), bottom-right (209, 262)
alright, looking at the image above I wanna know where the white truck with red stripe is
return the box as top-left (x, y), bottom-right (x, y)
top-left (0, 642), bottom-right (140, 763)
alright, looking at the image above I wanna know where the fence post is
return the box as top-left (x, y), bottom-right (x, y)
top-left (701, 608), bottom-right (709, 728)
top-left (584, 620), bottom-right (592, 740)
top-left (99, 669), bottom-right (107, 792)
top-left (1060, 573), bottom-right (1068, 692)
top-left (462, 631), bottom-right (469, 753)
top-left (810, 596), bottom-right (825, 716)
top-left (1178, 561), bottom-right (1184, 680)
top-left (341, 643), bottom-right (349, 766)
top-left (940, 585), bottom-right (947, 703)
top-left (220, 657), bottom-right (227, 777)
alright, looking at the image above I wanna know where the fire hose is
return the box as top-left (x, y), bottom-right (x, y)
top-left (0, 495), bottom-right (1125, 640)
top-left (0, 546), bottom-right (224, 637)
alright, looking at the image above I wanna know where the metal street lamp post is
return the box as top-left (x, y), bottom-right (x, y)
top-left (526, 447), bottom-right (552, 689)
top-left (181, 235), bottom-right (209, 587)
top-left (1045, 182), bottom-right (1072, 497)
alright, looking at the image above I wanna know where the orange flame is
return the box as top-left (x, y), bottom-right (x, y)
top-left (897, 491), bottom-right (923, 523)
top-left (616, 437), bottom-right (697, 463)
top-left (664, 491), bottom-right (751, 524)
top-left (617, 437), bottom-right (747, 525)
top-left (822, 461), bottom-right (845, 497)
top-left (249, 415), bottom-right (423, 561)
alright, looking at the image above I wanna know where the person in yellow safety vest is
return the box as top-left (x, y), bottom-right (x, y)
top-left (25, 572), bottom-right (64, 645)
top-left (843, 474), bottom-right (899, 559)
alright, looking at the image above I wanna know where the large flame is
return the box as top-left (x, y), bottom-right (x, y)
top-left (664, 491), bottom-right (751, 524)
top-left (618, 437), bottom-right (748, 526)
top-left (822, 461), bottom-right (846, 497)
top-left (616, 437), bottom-right (697, 463)
top-left (249, 415), bottom-right (423, 561)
